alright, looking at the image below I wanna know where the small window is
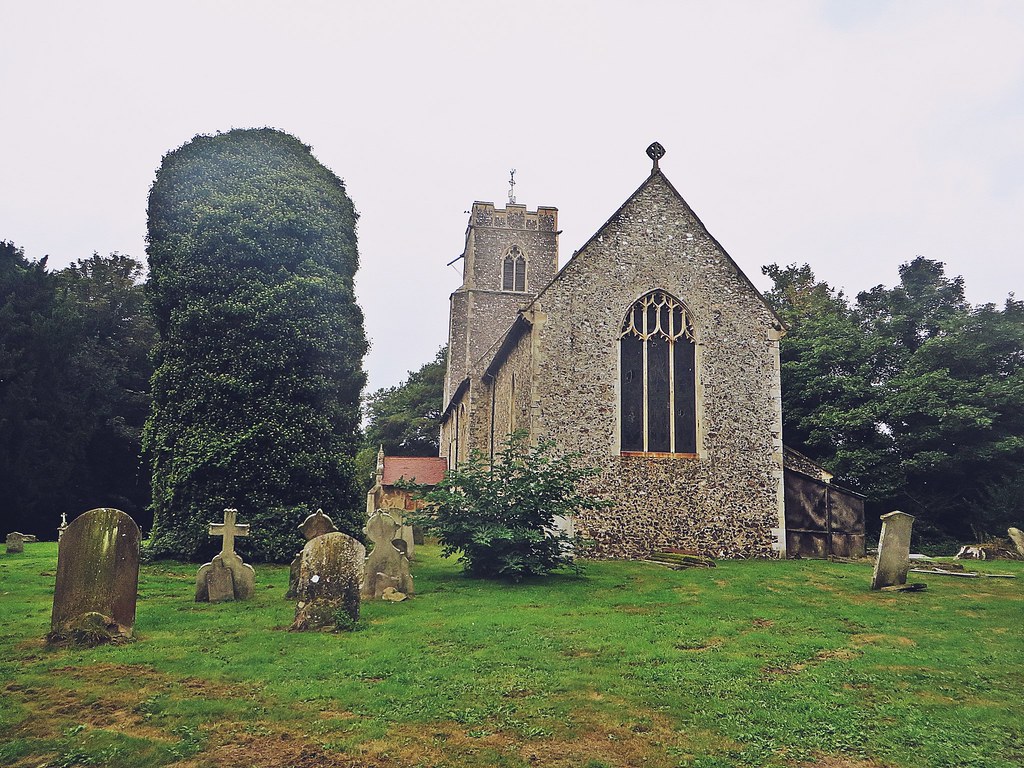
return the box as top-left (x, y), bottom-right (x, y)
top-left (502, 246), bottom-right (527, 292)
top-left (620, 291), bottom-right (696, 455)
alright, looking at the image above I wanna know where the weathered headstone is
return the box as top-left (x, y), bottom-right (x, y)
top-left (48, 508), bottom-right (141, 644)
top-left (362, 510), bottom-right (414, 599)
top-left (286, 509), bottom-right (338, 599)
top-left (1007, 527), bottom-right (1024, 558)
top-left (58, 512), bottom-right (68, 542)
top-left (195, 508), bottom-right (255, 602)
top-left (870, 511), bottom-right (916, 590)
top-left (291, 532), bottom-right (365, 630)
top-left (6, 532), bottom-right (25, 554)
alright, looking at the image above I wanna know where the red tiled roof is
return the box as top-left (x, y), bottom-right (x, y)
top-left (382, 457), bottom-right (448, 486)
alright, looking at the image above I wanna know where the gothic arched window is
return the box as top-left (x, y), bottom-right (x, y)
top-left (502, 246), bottom-right (527, 292)
top-left (619, 291), bottom-right (696, 454)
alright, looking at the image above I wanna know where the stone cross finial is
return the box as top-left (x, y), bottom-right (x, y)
top-left (209, 508), bottom-right (249, 557)
top-left (647, 141), bottom-right (666, 171)
top-left (508, 168), bottom-right (517, 204)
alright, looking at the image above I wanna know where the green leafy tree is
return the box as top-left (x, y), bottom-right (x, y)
top-left (764, 257), bottom-right (1024, 542)
top-left (0, 244), bottom-right (155, 536)
top-left (407, 433), bottom-right (605, 581)
top-left (366, 345), bottom-right (446, 456)
top-left (144, 129), bottom-right (367, 562)
top-left (355, 346), bottom-right (447, 491)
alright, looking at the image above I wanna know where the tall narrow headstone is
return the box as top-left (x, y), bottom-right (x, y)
top-left (48, 508), bottom-right (141, 644)
top-left (291, 532), bottom-right (364, 630)
top-left (871, 511), bottom-right (916, 590)
top-left (362, 510), bottom-right (414, 599)
top-left (195, 508), bottom-right (255, 602)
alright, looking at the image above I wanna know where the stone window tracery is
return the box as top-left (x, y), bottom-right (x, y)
top-left (619, 290), bottom-right (696, 455)
top-left (502, 246), bottom-right (527, 292)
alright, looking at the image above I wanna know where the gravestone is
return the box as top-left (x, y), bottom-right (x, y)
top-left (871, 511), bottom-right (916, 590)
top-left (286, 509), bottom-right (338, 599)
top-left (1008, 527), bottom-right (1024, 558)
top-left (195, 508), bottom-right (255, 602)
top-left (48, 508), bottom-right (141, 644)
top-left (362, 510), bottom-right (414, 599)
top-left (6, 532), bottom-right (25, 554)
top-left (291, 532), bottom-right (365, 630)
top-left (58, 512), bottom-right (68, 542)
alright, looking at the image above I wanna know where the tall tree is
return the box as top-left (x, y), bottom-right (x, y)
top-left (0, 244), bottom-right (154, 537)
top-left (144, 129), bottom-right (367, 563)
top-left (765, 258), bottom-right (1024, 542)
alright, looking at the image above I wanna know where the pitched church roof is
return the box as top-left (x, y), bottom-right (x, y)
top-left (521, 156), bottom-right (786, 332)
top-left (463, 146), bottom-right (786, 393)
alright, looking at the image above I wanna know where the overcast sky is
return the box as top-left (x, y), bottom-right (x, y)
top-left (3, 1), bottom-right (1022, 393)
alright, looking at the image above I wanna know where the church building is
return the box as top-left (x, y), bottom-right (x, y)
top-left (440, 144), bottom-right (793, 559)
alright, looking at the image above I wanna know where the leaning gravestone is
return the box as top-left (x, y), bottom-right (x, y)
top-left (48, 508), bottom-right (141, 644)
top-left (1007, 527), bottom-right (1024, 558)
top-left (362, 510), bottom-right (414, 599)
top-left (871, 511), bottom-right (916, 590)
top-left (286, 509), bottom-right (338, 599)
top-left (291, 532), bottom-right (364, 630)
top-left (6, 532), bottom-right (25, 554)
top-left (195, 508), bottom-right (255, 602)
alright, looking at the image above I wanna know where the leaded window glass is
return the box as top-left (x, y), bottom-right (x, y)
top-left (502, 246), bottom-right (527, 292)
top-left (619, 291), bottom-right (696, 454)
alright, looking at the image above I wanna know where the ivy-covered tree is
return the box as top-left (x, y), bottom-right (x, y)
top-left (144, 129), bottom-right (367, 562)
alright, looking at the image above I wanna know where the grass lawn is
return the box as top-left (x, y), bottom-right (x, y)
top-left (1, 542), bottom-right (1021, 768)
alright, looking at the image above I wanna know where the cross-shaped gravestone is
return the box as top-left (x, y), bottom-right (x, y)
top-left (209, 508), bottom-right (249, 558)
top-left (361, 510), bottom-right (414, 599)
top-left (195, 508), bottom-right (255, 602)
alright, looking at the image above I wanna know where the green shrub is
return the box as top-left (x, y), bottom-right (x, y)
top-left (408, 433), bottom-right (605, 581)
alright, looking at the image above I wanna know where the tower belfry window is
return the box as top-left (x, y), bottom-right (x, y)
top-left (619, 290), bottom-right (696, 455)
top-left (502, 246), bottom-right (527, 292)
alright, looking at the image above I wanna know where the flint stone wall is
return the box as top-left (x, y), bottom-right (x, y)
top-left (443, 173), bottom-right (785, 559)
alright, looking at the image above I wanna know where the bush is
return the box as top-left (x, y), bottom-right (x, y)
top-left (408, 433), bottom-right (606, 581)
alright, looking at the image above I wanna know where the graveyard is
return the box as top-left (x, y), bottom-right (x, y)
top-left (2, 538), bottom-right (1022, 768)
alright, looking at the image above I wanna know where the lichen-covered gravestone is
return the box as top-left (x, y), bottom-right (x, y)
top-left (195, 508), bottom-right (255, 602)
top-left (48, 508), bottom-right (141, 644)
top-left (291, 532), bottom-right (365, 630)
top-left (6, 532), bottom-right (25, 554)
top-left (870, 511), bottom-right (916, 590)
top-left (1008, 527), bottom-right (1024, 558)
top-left (286, 509), bottom-right (338, 599)
top-left (362, 510), bottom-right (414, 600)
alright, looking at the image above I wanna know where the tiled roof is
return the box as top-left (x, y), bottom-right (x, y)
top-left (382, 456), bottom-right (448, 486)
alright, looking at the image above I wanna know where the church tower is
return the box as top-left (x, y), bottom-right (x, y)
top-left (444, 200), bottom-right (559, 403)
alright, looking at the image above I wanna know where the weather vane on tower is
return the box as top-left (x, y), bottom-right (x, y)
top-left (508, 169), bottom-right (516, 204)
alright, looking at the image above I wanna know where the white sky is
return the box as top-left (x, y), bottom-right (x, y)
top-left (2, 1), bottom-right (1022, 393)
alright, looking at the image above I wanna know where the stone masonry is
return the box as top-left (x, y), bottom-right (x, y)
top-left (441, 154), bottom-right (787, 559)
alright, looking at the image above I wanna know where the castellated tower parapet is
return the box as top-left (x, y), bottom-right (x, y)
top-left (445, 201), bottom-right (559, 404)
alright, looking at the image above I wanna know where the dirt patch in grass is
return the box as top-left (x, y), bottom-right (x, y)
top-left (792, 755), bottom-right (891, 768)
top-left (173, 730), bottom-right (395, 768)
top-left (3, 677), bottom-right (170, 743)
top-left (850, 633), bottom-right (916, 647)
top-left (359, 707), bottom-right (741, 768)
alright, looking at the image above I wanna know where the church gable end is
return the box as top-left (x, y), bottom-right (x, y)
top-left (442, 147), bottom-right (786, 560)
top-left (525, 156), bottom-right (785, 559)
